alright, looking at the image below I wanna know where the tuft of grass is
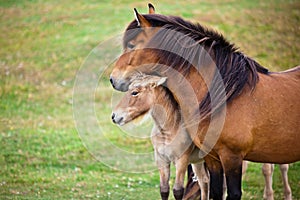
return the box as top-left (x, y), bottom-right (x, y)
top-left (0, 0), bottom-right (299, 199)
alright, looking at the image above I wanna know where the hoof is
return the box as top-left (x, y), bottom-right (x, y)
top-left (173, 187), bottom-right (184, 200)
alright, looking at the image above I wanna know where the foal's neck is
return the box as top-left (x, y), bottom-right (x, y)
top-left (151, 86), bottom-right (181, 133)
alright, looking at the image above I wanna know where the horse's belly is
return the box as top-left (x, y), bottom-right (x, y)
top-left (245, 136), bottom-right (300, 164)
top-left (244, 152), bottom-right (300, 164)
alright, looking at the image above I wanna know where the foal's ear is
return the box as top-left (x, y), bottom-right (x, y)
top-left (134, 8), bottom-right (151, 27)
top-left (148, 76), bottom-right (167, 88)
top-left (148, 3), bottom-right (155, 14)
top-left (156, 77), bottom-right (167, 86)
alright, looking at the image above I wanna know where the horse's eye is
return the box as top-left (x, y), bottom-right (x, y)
top-left (131, 91), bottom-right (139, 96)
top-left (127, 42), bottom-right (135, 49)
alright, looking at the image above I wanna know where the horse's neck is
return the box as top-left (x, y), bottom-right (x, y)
top-left (150, 87), bottom-right (181, 133)
top-left (164, 66), bottom-right (210, 119)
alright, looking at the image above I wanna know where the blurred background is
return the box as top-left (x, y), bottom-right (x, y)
top-left (1, 0), bottom-right (299, 199)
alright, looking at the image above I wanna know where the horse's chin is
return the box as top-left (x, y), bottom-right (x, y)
top-left (117, 121), bottom-right (126, 126)
top-left (131, 111), bottom-right (151, 125)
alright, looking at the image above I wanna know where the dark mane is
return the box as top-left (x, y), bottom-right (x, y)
top-left (124, 14), bottom-right (269, 118)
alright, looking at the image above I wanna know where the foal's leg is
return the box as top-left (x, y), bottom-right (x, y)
top-left (205, 156), bottom-right (224, 200)
top-left (279, 164), bottom-right (292, 200)
top-left (262, 163), bottom-right (274, 200)
top-left (220, 152), bottom-right (243, 200)
top-left (173, 157), bottom-right (189, 200)
top-left (156, 156), bottom-right (171, 200)
top-left (192, 161), bottom-right (210, 200)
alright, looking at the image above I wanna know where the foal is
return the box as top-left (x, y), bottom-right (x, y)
top-left (112, 74), bottom-right (209, 200)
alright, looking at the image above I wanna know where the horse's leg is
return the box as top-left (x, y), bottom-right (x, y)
top-left (183, 164), bottom-right (201, 200)
top-left (220, 152), bottom-right (243, 200)
top-left (205, 156), bottom-right (224, 200)
top-left (173, 157), bottom-right (189, 200)
top-left (191, 161), bottom-right (210, 200)
top-left (222, 173), bottom-right (227, 200)
top-left (156, 157), bottom-right (171, 200)
top-left (158, 164), bottom-right (171, 200)
top-left (242, 161), bottom-right (248, 175)
top-left (187, 164), bottom-right (193, 178)
top-left (262, 163), bottom-right (274, 200)
top-left (279, 164), bottom-right (292, 200)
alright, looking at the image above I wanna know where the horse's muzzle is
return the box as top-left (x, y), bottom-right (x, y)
top-left (109, 76), bottom-right (129, 92)
top-left (111, 112), bottom-right (125, 126)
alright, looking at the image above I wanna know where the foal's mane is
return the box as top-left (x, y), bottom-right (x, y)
top-left (124, 14), bottom-right (269, 118)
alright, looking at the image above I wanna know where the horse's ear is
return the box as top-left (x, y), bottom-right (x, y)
top-left (134, 8), bottom-right (151, 27)
top-left (148, 3), bottom-right (155, 14)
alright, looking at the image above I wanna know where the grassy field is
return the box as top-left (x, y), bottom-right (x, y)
top-left (1, 0), bottom-right (299, 199)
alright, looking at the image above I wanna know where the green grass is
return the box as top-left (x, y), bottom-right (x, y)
top-left (0, 0), bottom-right (299, 199)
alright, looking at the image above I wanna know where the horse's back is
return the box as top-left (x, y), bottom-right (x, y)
top-left (273, 65), bottom-right (300, 84)
top-left (271, 65), bottom-right (300, 97)
top-left (279, 65), bottom-right (300, 75)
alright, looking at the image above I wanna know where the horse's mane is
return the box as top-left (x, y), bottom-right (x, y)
top-left (124, 14), bottom-right (269, 118)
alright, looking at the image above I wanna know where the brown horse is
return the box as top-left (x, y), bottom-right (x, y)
top-left (112, 74), bottom-right (210, 200)
top-left (109, 4), bottom-right (300, 200)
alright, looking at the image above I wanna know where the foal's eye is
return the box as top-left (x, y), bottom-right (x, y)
top-left (131, 91), bottom-right (139, 96)
top-left (127, 42), bottom-right (135, 49)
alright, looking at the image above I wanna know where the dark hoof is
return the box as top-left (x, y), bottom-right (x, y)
top-left (173, 187), bottom-right (184, 200)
